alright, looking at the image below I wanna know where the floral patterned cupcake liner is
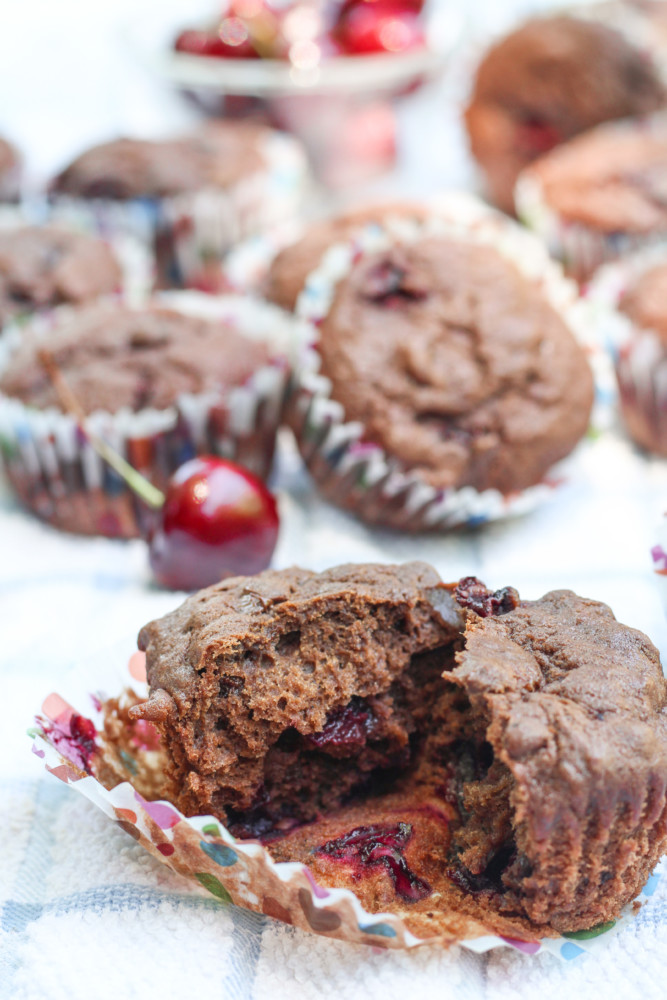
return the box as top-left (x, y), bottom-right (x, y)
top-left (287, 192), bottom-right (595, 532)
top-left (49, 130), bottom-right (309, 289)
top-left (515, 115), bottom-right (667, 285)
top-left (587, 244), bottom-right (667, 456)
top-left (0, 291), bottom-right (304, 538)
top-left (28, 649), bottom-right (661, 960)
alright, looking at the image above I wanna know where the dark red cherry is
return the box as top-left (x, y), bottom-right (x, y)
top-left (454, 577), bottom-right (519, 618)
top-left (149, 456), bottom-right (279, 591)
top-left (316, 822), bottom-right (432, 902)
top-left (334, 2), bottom-right (425, 56)
top-left (174, 26), bottom-right (257, 60)
top-left (516, 116), bottom-right (562, 155)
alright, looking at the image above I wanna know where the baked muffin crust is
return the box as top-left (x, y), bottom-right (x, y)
top-left (51, 122), bottom-right (267, 200)
top-left (465, 16), bottom-right (665, 213)
top-left (0, 300), bottom-right (270, 415)
top-left (314, 236), bottom-right (593, 494)
top-left (130, 562), bottom-right (667, 937)
top-left (0, 226), bottom-right (121, 326)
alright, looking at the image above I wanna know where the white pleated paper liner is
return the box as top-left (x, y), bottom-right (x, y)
top-left (287, 192), bottom-right (600, 532)
top-left (515, 115), bottom-right (667, 286)
top-left (0, 292), bottom-right (306, 538)
top-left (29, 648), bottom-right (662, 961)
top-left (48, 129), bottom-right (309, 289)
top-left (587, 244), bottom-right (667, 457)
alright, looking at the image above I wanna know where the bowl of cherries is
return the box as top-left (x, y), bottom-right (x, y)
top-left (169, 0), bottom-right (444, 95)
top-left (130, 1), bottom-right (463, 185)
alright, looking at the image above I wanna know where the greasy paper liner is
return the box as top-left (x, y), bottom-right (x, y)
top-left (0, 291), bottom-right (303, 538)
top-left (587, 244), bottom-right (667, 456)
top-left (515, 115), bottom-right (667, 285)
top-left (48, 130), bottom-right (309, 289)
top-left (29, 651), bottom-right (662, 961)
top-left (287, 192), bottom-right (595, 532)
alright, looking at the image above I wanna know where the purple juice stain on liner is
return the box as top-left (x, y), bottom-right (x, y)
top-left (40, 711), bottom-right (98, 774)
top-left (314, 822), bottom-right (432, 903)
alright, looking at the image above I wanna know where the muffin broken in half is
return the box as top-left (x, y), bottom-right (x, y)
top-left (131, 563), bottom-right (667, 939)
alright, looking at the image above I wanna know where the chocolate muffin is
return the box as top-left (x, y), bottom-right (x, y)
top-left (590, 250), bottom-right (667, 455)
top-left (49, 123), bottom-right (308, 288)
top-left (130, 562), bottom-right (667, 939)
top-left (0, 225), bottom-right (121, 327)
top-left (266, 201), bottom-right (427, 312)
top-left (465, 15), bottom-right (665, 214)
top-left (0, 295), bottom-right (291, 537)
top-left (50, 123), bottom-right (266, 201)
top-left (517, 116), bottom-right (667, 281)
top-left (0, 300), bottom-right (269, 415)
top-left (295, 234), bottom-right (593, 503)
top-left (0, 136), bottom-right (21, 201)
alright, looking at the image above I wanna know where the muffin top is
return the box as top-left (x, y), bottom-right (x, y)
top-left (266, 201), bottom-right (427, 312)
top-left (470, 16), bottom-right (664, 128)
top-left (0, 300), bottom-right (271, 414)
top-left (314, 236), bottom-right (594, 494)
top-left (619, 260), bottom-right (667, 338)
top-left (50, 122), bottom-right (268, 200)
top-left (0, 226), bottom-right (122, 327)
top-left (464, 15), bottom-right (665, 212)
top-left (526, 122), bottom-right (667, 232)
top-left (137, 561), bottom-right (446, 708)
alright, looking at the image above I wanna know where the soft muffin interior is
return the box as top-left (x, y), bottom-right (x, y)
top-left (148, 582), bottom-right (520, 893)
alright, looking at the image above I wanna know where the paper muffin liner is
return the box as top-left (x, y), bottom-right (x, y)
top-left (48, 129), bottom-right (309, 290)
top-left (220, 219), bottom-right (307, 298)
top-left (587, 244), bottom-right (667, 456)
top-left (0, 291), bottom-right (303, 538)
top-left (515, 115), bottom-right (667, 285)
top-left (28, 648), bottom-right (662, 960)
top-left (286, 192), bottom-right (596, 532)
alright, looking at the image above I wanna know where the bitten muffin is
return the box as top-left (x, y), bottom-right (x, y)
top-left (465, 15), bottom-right (665, 214)
top-left (0, 297), bottom-right (289, 537)
top-left (130, 562), bottom-right (667, 939)
top-left (516, 115), bottom-right (667, 281)
top-left (295, 233), bottom-right (594, 506)
top-left (49, 123), bottom-right (307, 288)
top-left (265, 201), bottom-right (427, 312)
top-left (0, 226), bottom-right (122, 327)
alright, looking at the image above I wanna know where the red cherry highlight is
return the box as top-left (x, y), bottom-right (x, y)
top-left (149, 456), bottom-right (280, 591)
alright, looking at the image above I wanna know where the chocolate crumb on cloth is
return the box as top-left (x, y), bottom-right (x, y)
top-left (130, 561), bottom-right (667, 941)
top-left (464, 14), bottom-right (665, 214)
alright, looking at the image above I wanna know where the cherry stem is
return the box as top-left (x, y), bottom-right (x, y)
top-left (38, 349), bottom-right (166, 510)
